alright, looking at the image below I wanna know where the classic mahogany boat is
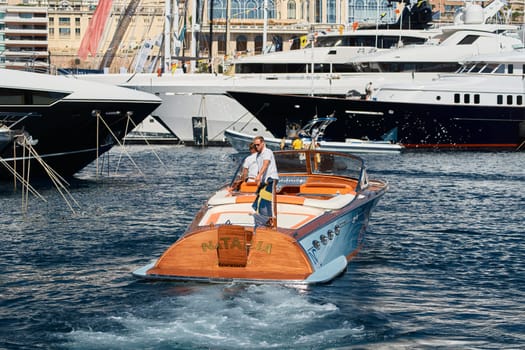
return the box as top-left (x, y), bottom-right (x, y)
top-left (133, 149), bottom-right (387, 284)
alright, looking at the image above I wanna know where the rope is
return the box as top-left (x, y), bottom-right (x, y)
top-left (96, 111), bottom-right (144, 176)
top-left (0, 157), bottom-right (46, 202)
top-left (18, 135), bottom-right (80, 214)
top-left (117, 114), bottom-right (166, 171)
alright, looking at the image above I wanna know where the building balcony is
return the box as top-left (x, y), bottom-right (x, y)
top-left (4, 50), bottom-right (49, 58)
top-left (4, 39), bottom-right (48, 47)
top-left (4, 17), bottom-right (48, 25)
top-left (6, 7), bottom-right (47, 15)
top-left (4, 61), bottom-right (50, 72)
top-left (5, 29), bottom-right (48, 36)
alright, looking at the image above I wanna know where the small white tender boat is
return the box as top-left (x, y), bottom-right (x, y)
top-left (226, 117), bottom-right (404, 154)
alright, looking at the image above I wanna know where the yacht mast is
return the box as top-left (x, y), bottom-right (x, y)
top-left (190, 0), bottom-right (198, 71)
top-left (226, 0), bottom-right (231, 56)
top-left (164, 0), bottom-right (172, 72)
top-left (263, 0), bottom-right (268, 52)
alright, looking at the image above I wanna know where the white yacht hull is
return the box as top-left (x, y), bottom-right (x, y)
top-left (74, 72), bottom-right (394, 143)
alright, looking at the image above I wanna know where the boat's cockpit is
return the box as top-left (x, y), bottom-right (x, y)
top-left (232, 150), bottom-right (368, 192)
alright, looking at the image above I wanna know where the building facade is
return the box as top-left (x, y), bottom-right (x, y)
top-left (0, 0), bottom-right (522, 73)
top-left (0, 0), bottom-right (48, 71)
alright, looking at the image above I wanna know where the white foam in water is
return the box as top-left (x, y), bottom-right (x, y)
top-left (65, 284), bottom-right (365, 349)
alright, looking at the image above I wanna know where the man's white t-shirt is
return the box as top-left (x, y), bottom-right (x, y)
top-left (243, 152), bottom-right (258, 181)
top-left (257, 147), bottom-right (279, 182)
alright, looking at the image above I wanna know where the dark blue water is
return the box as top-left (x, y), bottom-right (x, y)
top-left (1, 146), bottom-right (524, 349)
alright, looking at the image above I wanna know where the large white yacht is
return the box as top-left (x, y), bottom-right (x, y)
top-left (228, 49), bottom-right (525, 150)
top-left (75, 0), bottom-right (521, 145)
top-left (0, 69), bottom-right (161, 179)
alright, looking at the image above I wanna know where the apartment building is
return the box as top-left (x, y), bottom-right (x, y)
top-left (0, 0), bottom-right (48, 71)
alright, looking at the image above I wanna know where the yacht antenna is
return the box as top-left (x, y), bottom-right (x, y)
top-left (263, 0), bottom-right (268, 53)
top-left (375, 0), bottom-right (379, 48)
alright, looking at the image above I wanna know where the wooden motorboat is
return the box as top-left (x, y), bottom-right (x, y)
top-left (133, 149), bottom-right (388, 284)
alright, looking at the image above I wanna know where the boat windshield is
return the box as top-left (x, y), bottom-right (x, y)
top-left (274, 151), bottom-right (364, 180)
top-left (230, 150), bottom-right (367, 191)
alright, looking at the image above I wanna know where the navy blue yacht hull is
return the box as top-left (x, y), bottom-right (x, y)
top-left (0, 99), bottom-right (160, 179)
top-left (228, 91), bottom-right (525, 151)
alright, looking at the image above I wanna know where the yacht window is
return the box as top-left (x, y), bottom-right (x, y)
top-left (488, 64), bottom-right (502, 73)
top-left (468, 64), bottom-right (482, 73)
top-left (354, 37), bottom-right (377, 47)
top-left (381, 36), bottom-right (402, 49)
top-left (454, 93), bottom-right (460, 103)
top-left (315, 36), bottom-right (343, 48)
top-left (474, 94), bottom-right (480, 104)
top-left (332, 64), bottom-right (360, 73)
top-left (416, 62), bottom-right (460, 73)
top-left (457, 65), bottom-right (468, 73)
top-left (376, 35), bottom-right (428, 49)
top-left (494, 64), bottom-right (505, 74)
top-left (0, 88), bottom-right (68, 105)
top-left (517, 96), bottom-right (523, 105)
top-left (508, 64), bottom-right (513, 74)
top-left (497, 95), bottom-right (503, 104)
top-left (480, 64), bottom-right (499, 73)
top-left (398, 36), bottom-right (427, 46)
top-left (458, 35), bottom-right (479, 45)
top-left (464, 94), bottom-right (470, 104)
top-left (507, 95), bottom-right (513, 105)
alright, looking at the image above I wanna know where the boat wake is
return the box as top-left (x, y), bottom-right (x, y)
top-left (62, 283), bottom-right (369, 349)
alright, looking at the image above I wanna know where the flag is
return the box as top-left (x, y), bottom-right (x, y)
top-left (252, 181), bottom-right (275, 227)
top-left (300, 35), bottom-right (308, 48)
top-left (78, 0), bottom-right (113, 60)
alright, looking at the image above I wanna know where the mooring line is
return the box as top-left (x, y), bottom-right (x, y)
top-left (0, 157), bottom-right (46, 202)
top-left (95, 111), bottom-right (144, 176)
top-left (19, 135), bottom-right (80, 214)
top-left (122, 114), bottom-right (166, 167)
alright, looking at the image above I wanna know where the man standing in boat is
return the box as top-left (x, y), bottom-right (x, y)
top-left (252, 136), bottom-right (279, 227)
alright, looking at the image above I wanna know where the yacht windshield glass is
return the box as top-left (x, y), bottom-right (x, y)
top-left (480, 63), bottom-right (500, 73)
top-left (0, 88), bottom-right (69, 105)
top-left (310, 35), bottom-right (427, 49)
